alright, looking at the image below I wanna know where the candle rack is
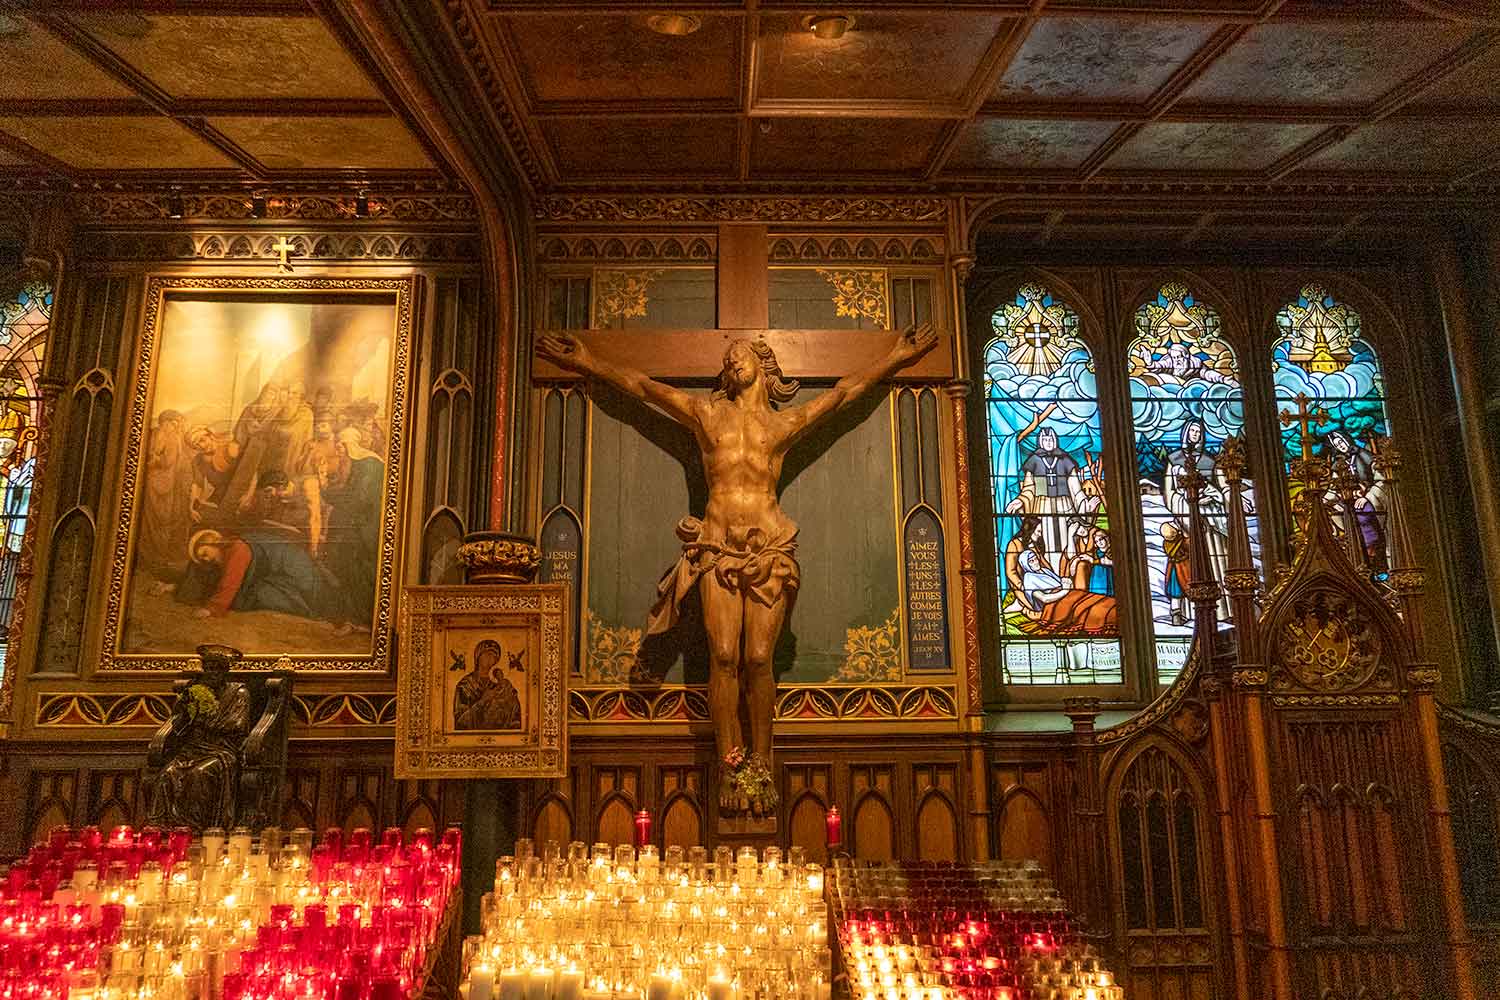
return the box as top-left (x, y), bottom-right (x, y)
top-left (0, 824), bottom-right (462, 1000)
top-left (829, 859), bottom-right (1123, 1000)
top-left (462, 840), bottom-right (830, 1000)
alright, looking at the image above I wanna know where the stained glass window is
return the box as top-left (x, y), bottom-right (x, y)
top-left (1273, 284), bottom-right (1389, 573)
top-left (1128, 282), bottom-right (1257, 685)
top-left (986, 284), bottom-right (1122, 685)
top-left (0, 282), bottom-right (50, 657)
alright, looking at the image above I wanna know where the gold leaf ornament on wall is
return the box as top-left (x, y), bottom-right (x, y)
top-left (835, 609), bottom-right (901, 682)
top-left (592, 268), bottom-right (664, 326)
top-left (585, 610), bottom-right (642, 684)
top-left (817, 268), bottom-right (888, 328)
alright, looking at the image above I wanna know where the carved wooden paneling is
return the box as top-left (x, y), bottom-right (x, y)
top-left (528, 766), bottom-right (580, 848)
top-left (335, 766), bottom-right (388, 832)
top-left (912, 763), bottom-right (961, 862)
top-left (24, 769), bottom-right (79, 848)
top-left (280, 767), bottom-right (320, 831)
top-left (850, 764), bottom-right (897, 861)
top-left (1279, 719), bottom-right (1422, 993)
top-left (1109, 744), bottom-right (1215, 1000)
top-left (657, 764), bottom-right (706, 850)
top-left (416, 275), bottom-right (483, 585)
top-left (87, 769), bottom-right (142, 833)
top-left (593, 766), bottom-right (641, 848)
top-left (784, 763), bottom-right (834, 865)
top-left (992, 760), bottom-right (1053, 871)
top-left (1440, 727), bottom-right (1500, 993)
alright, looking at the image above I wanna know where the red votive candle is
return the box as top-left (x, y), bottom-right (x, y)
top-left (826, 806), bottom-right (843, 850)
top-left (633, 809), bottom-right (652, 849)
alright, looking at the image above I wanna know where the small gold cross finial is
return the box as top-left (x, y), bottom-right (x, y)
top-left (270, 236), bottom-right (297, 271)
top-left (1278, 392), bottom-right (1329, 462)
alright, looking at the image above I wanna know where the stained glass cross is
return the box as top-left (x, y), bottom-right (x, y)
top-left (1023, 324), bottom-right (1051, 350)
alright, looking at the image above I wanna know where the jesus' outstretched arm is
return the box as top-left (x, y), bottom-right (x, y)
top-left (776, 322), bottom-right (938, 446)
top-left (536, 332), bottom-right (703, 430)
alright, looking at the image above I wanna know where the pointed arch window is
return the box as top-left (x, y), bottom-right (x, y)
top-left (1128, 282), bottom-right (1257, 685)
top-left (1273, 284), bottom-right (1390, 574)
top-left (0, 282), bottom-right (51, 662)
top-left (985, 283), bottom-right (1121, 685)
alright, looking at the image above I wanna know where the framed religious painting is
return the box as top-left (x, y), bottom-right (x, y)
top-left (394, 585), bottom-right (569, 779)
top-left (97, 276), bottom-right (413, 672)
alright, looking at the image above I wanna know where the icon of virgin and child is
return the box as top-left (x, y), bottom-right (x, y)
top-left (449, 639), bottom-right (527, 732)
top-left (124, 300), bottom-right (393, 653)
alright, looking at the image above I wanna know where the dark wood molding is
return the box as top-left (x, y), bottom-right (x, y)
top-left (0, 130), bottom-right (78, 178)
top-left (923, 7), bottom-right (1043, 179)
top-left (1076, 23), bottom-right (1251, 180)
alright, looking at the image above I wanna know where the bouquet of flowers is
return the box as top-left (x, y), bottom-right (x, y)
top-left (180, 683), bottom-right (219, 724)
top-left (721, 745), bottom-right (778, 815)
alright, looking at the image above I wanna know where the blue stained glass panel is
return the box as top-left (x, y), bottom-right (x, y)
top-left (1273, 284), bottom-right (1390, 574)
top-left (0, 281), bottom-right (51, 644)
top-left (987, 284), bottom-right (1122, 685)
top-left (1128, 282), bottom-right (1259, 685)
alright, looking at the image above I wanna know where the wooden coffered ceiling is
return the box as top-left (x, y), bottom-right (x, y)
top-left (449, 0), bottom-right (1500, 192)
top-left (0, 1), bottom-right (442, 182)
top-left (0, 0), bottom-right (1496, 238)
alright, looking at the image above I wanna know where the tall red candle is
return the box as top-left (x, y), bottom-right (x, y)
top-left (633, 809), bottom-right (652, 849)
top-left (825, 806), bottom-right (842, 850)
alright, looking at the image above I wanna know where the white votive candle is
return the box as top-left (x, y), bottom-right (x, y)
top-left (554, 968), bottom-right (582, 1000)
top-left (526, 967), bottom-right (553, 1000)
top-left (470, 965), bottom-right (495, 1000)
top-left (498, 968), bottom-right (525, 1000)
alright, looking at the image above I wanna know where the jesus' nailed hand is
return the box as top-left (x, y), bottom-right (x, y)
top-left (533, 324), bottom-right (937, 816)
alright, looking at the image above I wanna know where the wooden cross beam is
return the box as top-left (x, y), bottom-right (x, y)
top-left (1278, 392), bottom-right (1330, 462)
top-left (531, 225), bottom-right (954, 383)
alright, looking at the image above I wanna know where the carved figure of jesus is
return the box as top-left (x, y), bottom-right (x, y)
top-left (537, 326), bottom-right (936, 811)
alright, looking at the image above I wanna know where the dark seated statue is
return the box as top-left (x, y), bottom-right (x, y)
top-left (145, 645), bottom-right (293, 831)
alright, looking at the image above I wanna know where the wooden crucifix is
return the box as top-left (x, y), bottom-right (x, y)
top-left (533, 225), bottom-right (954, 819)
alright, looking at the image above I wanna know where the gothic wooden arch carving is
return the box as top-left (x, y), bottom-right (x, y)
top-left (1259, 490), bottom-right (1415, 696)
top-left (1102, 734), bottom-right (1223, 993)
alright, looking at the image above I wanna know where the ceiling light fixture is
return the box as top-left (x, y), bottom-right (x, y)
top-left (355, 190), bottom-right (370, 218)
top-left (804, 14), bottom-right (853, 40)
top-left (250, 190), bottom-right (268, 219)
top-left (644, 13), bottom-right (702, 36)
top-left (166, 188), bottom-right (184, 220)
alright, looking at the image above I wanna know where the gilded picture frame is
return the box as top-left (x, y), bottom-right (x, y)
top-left (395, 585), bottom-right (569, 779)
top-left (97, 275), bottom-right (413, 673)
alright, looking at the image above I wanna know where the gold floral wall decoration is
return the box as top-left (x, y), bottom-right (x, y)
top-left (585, 610), bottom-right (641, 684)
top-left (592, 268), bottom-right (664, 326)
top-left (817, 268), bottom-right (888, 328)
top-left (835, 609), bottom-right (901, 682)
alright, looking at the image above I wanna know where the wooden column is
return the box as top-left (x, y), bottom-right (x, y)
top-left (1431, 238), bottom-right (1500, 700)
top-left (1241, 683), bottom-right (1294, 1000)
top-left (1063, 697), bottom-right (1109, 945)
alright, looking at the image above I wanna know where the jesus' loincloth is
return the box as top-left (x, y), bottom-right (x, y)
top-left (647, 516), bottom-right (801, 636)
